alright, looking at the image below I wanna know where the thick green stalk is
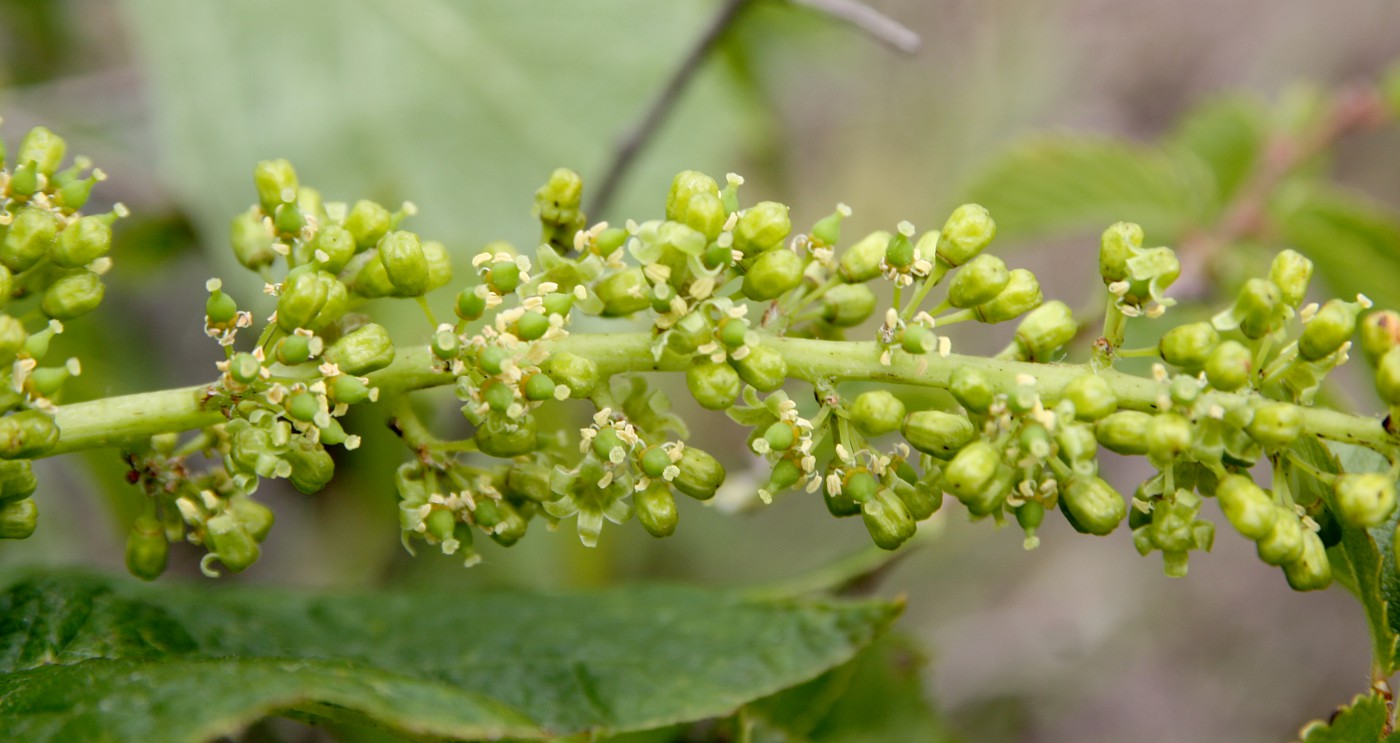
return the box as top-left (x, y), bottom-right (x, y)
top-left (47, 331), bottom-right (1395, 457)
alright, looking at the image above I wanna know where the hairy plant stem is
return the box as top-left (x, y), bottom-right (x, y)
top-left (47, 332), bottom-right (1395, 458)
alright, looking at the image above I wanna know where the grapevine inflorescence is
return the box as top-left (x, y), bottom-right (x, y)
top-left (1, 123), bottom-right (1397, 594)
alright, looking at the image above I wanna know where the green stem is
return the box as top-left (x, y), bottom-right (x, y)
top-left (45, 331), bottom-right (1398, 458)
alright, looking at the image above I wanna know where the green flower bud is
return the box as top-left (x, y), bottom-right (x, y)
top-left (948, 254), bottom-right (1009, 309)
top-left (377, 231), bottom-right (430, 297)
top-left (884, 228), bottom-right (914, 269)
top-left (861, 487), bottom-right (916, 550)
top-left (54, 171), bottom-right (101, 212)
top-left (838, 231), bottom-right (891, 283)
top-left (474, 413), bottom-right (538, 458)
top-left (1146, 413), bottom-right (1192, 466)
top-left (802, 204), bottom-right (847, 248)
top-left (2, 206), bottom-right (58, 272)
top-left (1361, 311), bottom-right (1400, 367)
top-left (0, 496), bottom-right (38, 540)
top-left (230, 208), bottom-right (276, 273)
top-left (1245, 402), bottom-right (1301, 449)
top-left (943, 441), bottom-right (1007, 515)
top-left (1013, 301), bottom-right (1076, 361)
top-left (0, 410), bottom-right (59, 459)
top-left (681, 193), bottom-right (726, 241)
top-left (0, 317), bottom-right (23, 364)
top-left (936, 204), bottom-right (996, 267)
top-left (820, 284), bottom-right (876, 327)
top-left (899, 325), bottom-right (935, 355)
top-left (595, 267), bottom-right (652, 317)
top-left (1256, 507), bottom-right (1305, 566)
top-left (686, 361), bottom-right (742, 410)
top-left (823, 468), bottom-right (861, 517)
top-left (974, 268), bottom-right (1042, 324)
top-left (674, 446), bottom-right (725, 500)
top-left (480, 499), bottom-right (528, 547)
top-left (0, 265), bottom-right (11, 307)
top-left (742, 249), bottom-right (803, 301)
top-left (1098, 222), bottom-right (1143, 284)
top-left (1283, 530), bottom-right (1332, 592)
top-left (228, 496), bottom-right (275, 543)
top-left (949, 367), bottom-right (994, 414)
top-left (276, 266), bottom-right (328, 331)
top-left (902, 410), bottom-right (975, 458)
top-left (732, 343), bottom-right (788, 392)
top-left (635, 484), bottom-right (679, 538)
top-left (125, 515), bottom-right (168, 581)
top-left (1379, 347), bottom-right (1400, 404)
top-left (307, 224), bottom-right (356, 273)
top-left (1204, 340), bottom-right (1252, 392)
top-left (324, 323), bottom-right (395, 375)
top-left (228, 352), bottom-right (262, 385)
top-left (52, 215), bottom-right (113, 269)
top-left (1055, 422), bottom-right (1098, 462)
top-left (0, 460), bottom-right (37, 504)
top-left (422, 240), bottom-right (452, 293)
top-left (1298, 299), bottom-right (1358, 361)
top-left (535, 168), bottom-right (584, 225)
top-left (733, 201), bottom-right (791, 256)
top-left (425, 507), bottom-right (457, 541)
top-left (1268, 249), bottom-right (1313, 308)
top-left (1333, 473), bottom-right (1397, 528)
top-left (205, 286), bottom-right (239, 326)
top-left (1231, 278), bottom-right (1283, 340)
top-left (666, 171), bottom-right (720, 222)
top-left (899, 475), bottom-right (943, 522)
top-left (284, 440), bottom-right (335, 494)
top-left (523, 372), bottom-right (556, 401)
top-left (850, 390), bottom-right (906, 437)
top-left (506, 463), bottom-right (554, 503)
top-left (1215, 474), bottom-right (1277, 541)
top-left (1062, 374), bottom-right (1117, 421)
top-left (40, 270), bottom-right (104, 320)
top-left (273, 203), bottom-right (306, 237)
top-left (1095, 411), bottom-right (1152, 456)
top-left (1061, 477), bottom-right (1127, 536)
top-left (545, 352), bottom-right (600, 397)
top-left (206, 512), bottom-right (259, 573)
top-left (763, 421), bottom-right (796, 451)
top-left (17, 126), bottom-right (65, 176)
top-left (344, 199), bottom-right (392, 250)
top-left (252, 159), bottom-right (298, 215)
top-left (1158, 322), bottom-right (1219, 370)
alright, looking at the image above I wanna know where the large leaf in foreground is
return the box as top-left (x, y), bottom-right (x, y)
top-left (0, 572), bottom-right (899, 742)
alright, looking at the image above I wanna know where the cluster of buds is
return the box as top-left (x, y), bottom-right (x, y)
top-left (10, 129), bottom-right (1400, 590)
top-left (0, 124), bottom-right (124, 542)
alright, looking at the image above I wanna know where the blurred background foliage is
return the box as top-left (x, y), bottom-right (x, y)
top-left (1, 0), bottom-right (1400, 741)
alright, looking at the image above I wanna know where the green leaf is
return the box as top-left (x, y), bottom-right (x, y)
top-left (116, 0), bottom-right (757, 276)
top-left (1296, 691), bottom-right (1390, 743)
top-left (1166, 95), bottom-right (1268, 209)
top-left (1291, 439), bottom-right (1400, 675)
top-left (1276, 183), bottom-right (1400, 311)
top-left (0, 572), bottom-right (899, 742)
top-left (961, 135), bottom-right (1213, 242)
top-left (748, 633), bottom-right (957, 743)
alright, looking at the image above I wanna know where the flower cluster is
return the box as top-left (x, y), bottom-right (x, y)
top-left (0, 125), bottom-right (125, 542)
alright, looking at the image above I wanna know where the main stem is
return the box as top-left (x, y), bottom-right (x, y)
top-left (47, 332), bottom-right (1394, 457)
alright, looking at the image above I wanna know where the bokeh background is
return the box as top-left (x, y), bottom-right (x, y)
top-left (2, 1), bottom-right (1400, 741)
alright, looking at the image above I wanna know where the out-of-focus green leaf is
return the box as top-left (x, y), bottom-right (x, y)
top-left (1276, 183), bottom-right (1400, 310)
top-left (748, 634), bottom-right (956, 743)
top-left (0, 571), bottom-right (899, 741)
top-left (1295, 691), bottom-right (1389, 743)
top-left (1293, 439), bottom-right (1400, 674)
top-left (1166, 96), bottom-right (1268, 209)
top-left (962, 135), bottom-right (1213, 241)
top-left (116, 0), bottom-right (758, 280)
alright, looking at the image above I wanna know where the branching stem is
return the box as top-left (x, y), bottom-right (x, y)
top-left (47, 331), bottom-right (1396, 458)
